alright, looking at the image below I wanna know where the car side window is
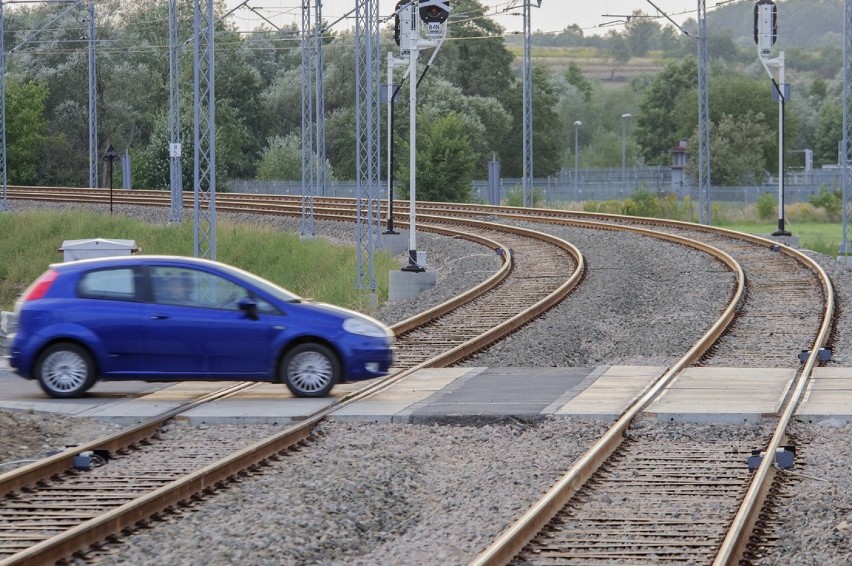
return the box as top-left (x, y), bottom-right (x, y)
top-left (151, 266), bottom-right (251, 311)
top-left (78, 268), bottom-right (138, 301)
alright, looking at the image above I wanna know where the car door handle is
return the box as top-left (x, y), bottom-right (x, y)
top-left (150, 314), bottom-right (170, 320)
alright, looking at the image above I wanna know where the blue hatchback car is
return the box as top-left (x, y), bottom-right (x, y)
top-left (9, 256), bottom-right (394, 398)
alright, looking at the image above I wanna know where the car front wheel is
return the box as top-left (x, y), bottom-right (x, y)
top-left (280, 343), bottom-right (340, 398)
top-left (35, 343), bottom-right (97, 398)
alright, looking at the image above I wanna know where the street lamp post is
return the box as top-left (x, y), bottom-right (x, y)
top-left (574, 120), bottom-right (581, 197)
top-left (621, 113), bottom-right (631, 183)
top-left (102, 144), bottom-right (118, 215)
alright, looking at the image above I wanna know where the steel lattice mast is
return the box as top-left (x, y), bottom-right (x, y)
top-left (87, 0), bottom-right (98, 189)
top-left (842, 0), bottom-right (852, 261)
top-left (168, 0), bottom-right (182, 222)
top-left (315, 0), bottom-right (327, 197)
top-left (301, 1), bottom-right (315, 238)
top-left (522, 0), bottom-right (533, 207)
top-left (0, 0), bottom-right (6, 212)
top-left (192, 0), bottom-right (216, 259)
top-left (354, 0), bottom-right (381, 296)
top-left (697, 0), bottom-right (711, 224)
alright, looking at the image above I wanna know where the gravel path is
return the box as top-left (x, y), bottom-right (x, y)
top-left (3, 201), bottom-right (852, 564)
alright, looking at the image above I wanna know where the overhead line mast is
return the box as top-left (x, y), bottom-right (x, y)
top-left (842, 0), bottom-right (852, 264)
top-left (697, 0), bottom-right (711, 225)
top-left (355, 0), bottom-right (382, 300)
top-left (192, 0), bottom-right (216, 260)
top-left (87, 0), bottom-right (97, 190)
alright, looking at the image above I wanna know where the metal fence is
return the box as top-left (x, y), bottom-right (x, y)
top-left (231, 166), bottom-right (844, 208)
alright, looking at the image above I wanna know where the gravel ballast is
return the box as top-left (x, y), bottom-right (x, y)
top-left (2, 201), bottom-right (852, 564)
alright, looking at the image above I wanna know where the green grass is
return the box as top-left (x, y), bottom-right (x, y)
top-left (0, 210), bottom-right (399, 312)
top-left (714, 221), bottom-right (842, 256)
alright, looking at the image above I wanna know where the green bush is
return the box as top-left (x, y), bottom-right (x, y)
top-left (755, 192), bottom-right (776, 220)
top-left (808, 185), bottom-right (842, 220)
top-left (622, 187), bottom-right (662, 218)
top-left (787, 202), bottom-right (830, 223)
top-left (504, 186), bottom-right (544, 207)
top-left (583, 200), bottom-right (622, 214)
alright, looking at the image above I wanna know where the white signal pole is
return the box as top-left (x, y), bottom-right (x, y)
top-left (400, 1), bottom-right (448, 272)
top-left (756, 0), bottom-right (790, 236)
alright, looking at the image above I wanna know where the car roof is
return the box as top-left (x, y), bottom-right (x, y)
top-left (50, 255), bottom-right (225, 271)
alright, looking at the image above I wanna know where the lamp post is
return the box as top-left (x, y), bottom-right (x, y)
top-left (102, 144), bottom-right (118, 215)
top-left (621, 113), bottom-right (631, 183)
top-left (574, 120), bottom-right (581, 197)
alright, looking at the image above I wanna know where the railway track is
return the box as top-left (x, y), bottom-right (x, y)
top-left (462, 215), bottom-right (833, 563)
top-left (0, 192), bottom-right (588, 564)
top-left (0, 187), bottom-right (836, 563)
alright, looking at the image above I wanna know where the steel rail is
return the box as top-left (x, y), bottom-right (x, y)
top-left (469, 226), bottom-right (746, 566)
top-left (0, 381), bottom-right (256, 499)
top-left (713, 249), bottom-right (835, 565)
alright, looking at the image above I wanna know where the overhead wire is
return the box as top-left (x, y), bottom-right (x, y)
top-left (1, 0), bottom-right (744, 60)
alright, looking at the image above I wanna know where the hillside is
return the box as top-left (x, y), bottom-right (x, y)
top-left (709, 0), bottom-right (843, 49)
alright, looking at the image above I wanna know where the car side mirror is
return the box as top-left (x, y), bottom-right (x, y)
top-left (238, 298), bottom-right (259, 320)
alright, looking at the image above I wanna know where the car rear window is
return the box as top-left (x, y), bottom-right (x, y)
top-left (78, 268), bottom-right (138, 301)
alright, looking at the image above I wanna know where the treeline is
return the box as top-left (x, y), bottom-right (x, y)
top-left (518, 0), bottom-right (844, 77)
top-left (1, 0), bottom-right (560, 201)
top-left (0, 0), bottom-right (849, 202)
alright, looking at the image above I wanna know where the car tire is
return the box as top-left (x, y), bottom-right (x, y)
top-left (280, 343), bottom-right (340, 398)
top-left (35, 343), bottom-right (97, 399)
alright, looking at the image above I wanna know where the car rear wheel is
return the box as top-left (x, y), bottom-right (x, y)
top-left (35, 343), bottom-right (96, 398)
top-left (280, 343), bottom-right (340, 398)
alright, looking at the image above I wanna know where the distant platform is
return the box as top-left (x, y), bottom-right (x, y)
top-left (0, 364), bottom-right (849, 425)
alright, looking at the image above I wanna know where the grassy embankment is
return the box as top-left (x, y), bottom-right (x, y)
top-left (0, 210), bottom-right (398, 312)
top-left (715, 221), bottom-right (842, 256)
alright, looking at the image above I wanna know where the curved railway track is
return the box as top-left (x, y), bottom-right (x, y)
top-left (0, 192), bottom-right (588, 565)
top-left (0, 187), bottom-right (836, 564)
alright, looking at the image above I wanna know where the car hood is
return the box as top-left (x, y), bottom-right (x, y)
top-left (294, 300), bottom-right (391, 333)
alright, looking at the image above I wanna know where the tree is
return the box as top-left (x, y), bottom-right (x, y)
top-left (432, 0), bottom-right (514, 99)
top-left (814, 101), bottom-right (842, 166)
top-left (624, 11), bottom-right (661, 57)
top-left (257, 135), bottom-right (302, 181)
top-left (133, 109), bottom-right (193, 191)
top-left (498, 67), bottom-right (563, 177)
top-left (557, 24), bottom-right (584, 45)
top-left (688, 112), bottom-right (772, 186)
top-left (325, 107), bottom-right (358, 181)
top-left (413, 78), bottom-right (511, 172)
top-left (6, 79), bottom-right (50, 184)
top-left (634, 58), bottom-right (698, 165)
top-left (708, 32), bottom-right (741, 63)
top-left (604, 30), bottom-right (631, 81)
top-left (397, 113), bottom-right (478, 203)
top-left (671, 72), bottom-right (785, 175)
top-left (257, 134), bottom-right (334, 181)
top-left (565, 63), bottom-right (592, 102)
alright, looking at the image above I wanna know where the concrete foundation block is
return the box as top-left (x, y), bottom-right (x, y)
top-left (1, 311), bottom-right (15, 335)
top-left (389, 270), bottom-right (437, 301)
top-left (379, 231), bottom-right (409, 255)
top-left (761, 233), bottom-right (800, 248)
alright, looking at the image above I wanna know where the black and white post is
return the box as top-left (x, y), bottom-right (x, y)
top-left (102, 144), bottom-right (118, 215)
top-left (755, 0), bottom-right (791, 236)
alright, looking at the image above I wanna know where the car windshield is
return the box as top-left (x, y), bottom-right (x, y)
top-left (215, 262), bottom-right (302, 303)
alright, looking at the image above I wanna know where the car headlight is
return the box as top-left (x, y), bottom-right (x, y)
top-left (343, 317), bottom-right (390, 338)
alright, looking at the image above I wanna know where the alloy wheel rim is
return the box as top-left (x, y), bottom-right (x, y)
top-left (288, 351), bottom-right (333, 392)
top-left (43, 351), bottom-right (88, 392)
